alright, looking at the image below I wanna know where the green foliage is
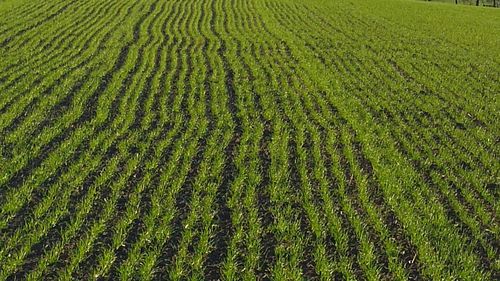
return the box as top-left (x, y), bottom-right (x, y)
top-left (0, 0), bottom-right (498, 280)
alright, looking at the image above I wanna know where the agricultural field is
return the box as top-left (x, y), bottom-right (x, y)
top-left (0, 0), bottom-right (498, 280)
